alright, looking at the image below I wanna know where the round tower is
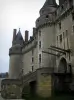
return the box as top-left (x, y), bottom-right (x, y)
top-left (9, 29), bottom-right (24, 79)
top-left (36, 0), bottom-right (58, 68)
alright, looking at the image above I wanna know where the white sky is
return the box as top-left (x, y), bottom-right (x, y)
top-left (0, 0), bottom-right (59, 73)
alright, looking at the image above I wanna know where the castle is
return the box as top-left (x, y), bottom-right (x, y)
top-left (1, 0), bottom-right (74, 99)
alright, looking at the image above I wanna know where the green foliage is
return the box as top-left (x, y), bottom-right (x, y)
top-left (23, 94), bottom-right (74, 100)
top-left (22, 92), bottom-right (74, 100)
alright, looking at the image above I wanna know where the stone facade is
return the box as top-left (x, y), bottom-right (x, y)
top-left (8, 0), bottom-right (74, 98)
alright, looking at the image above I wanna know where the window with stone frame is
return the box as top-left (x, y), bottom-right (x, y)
top-left (63, 32), bottom-right (64, 38)
top-left (39, 54), bottom-right (41, 64)
top-left (73, 26), bottom-right (74, 33)
top-left (32, 57), bottom-right (34, 63)
top-left (58, 22), bottom-right (61, 29)
top-left (39, 41), bottom-right (41, 49)
top-left (66, 30), bottom-right (68, 37)
top-left (32, 49), bottom-right (34, 56)
top-left (59, 34), bottom-right (62, 43)
top-left (57, 36), bottom-right (58, 41)
top-left (32, 66), bottom-right (34, 72)
top-left (39, 30), bottom-right (41, 36)
top-left (72, 13), bottom-right (74, 20)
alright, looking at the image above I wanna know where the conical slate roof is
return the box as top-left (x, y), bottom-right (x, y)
top-left (42, 0), bottom-right (57, 9)
top-left (16, 28), bottom-right (23, 41)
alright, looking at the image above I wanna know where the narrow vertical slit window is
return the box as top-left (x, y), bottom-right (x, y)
top-left (63, 32), bottom-right (64, 38)
top-left (32, 57), bottom-right (34, 63)
top-left (59, 34), bottom-right (62, 43)
top-left (32, 49), bottom-right (34, 56)
top-left (39, 54), bottom-right (41, 64)
top-left (57, 36), bottom-right (58, 47)
top-left (59, 22), bottom-right (61, 29)
top-left (66, 30), bottom-right (68, 37)
top-left (73, 26), bottom-right (74, 33)
top-left (66, 30), bottom-right (69, 49)
top-left (32, 66), bottom-right (34, 72)
top-left (72, 13), bottom-right (74, 20)
top-left (39, 30), bottom-right (41, 36)
top-left (39, 41), bottom-right (41, 49)
top-left (63, 32), bottom-right (65, 49)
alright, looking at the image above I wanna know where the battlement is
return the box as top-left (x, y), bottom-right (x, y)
top-left (55, 0), bottom-right (73, 21)
top-left (36, 14), bottom-right (55, 28)
top-left (36, 0), bottom-right (73, 28)
top-left (9, 45), bottom-right (22, 56)
top-left (22, 39), bottom-right (37, 54)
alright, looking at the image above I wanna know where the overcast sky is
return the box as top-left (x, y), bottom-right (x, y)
top-left (0, 0), bottom-right (59, 73)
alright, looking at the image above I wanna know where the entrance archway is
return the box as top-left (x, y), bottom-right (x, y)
top-left (21, 81), bottom-right (36, 99)
top-left (58, 58), bottom-right (67, 73)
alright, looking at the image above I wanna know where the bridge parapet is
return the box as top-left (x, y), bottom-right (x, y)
top-left (21, 67), bottom-right (53, 84)
top-left (21, 71), bottom-right (37, 84)
top-left (1, 79), bottom-right (22, 99)
top-left (1, 67), bottom-right (53, 99)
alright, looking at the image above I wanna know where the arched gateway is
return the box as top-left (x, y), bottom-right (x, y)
top-left (58, 58), bottom-right (67, 73)
top-left (54, 58), bottom-right (72, 92)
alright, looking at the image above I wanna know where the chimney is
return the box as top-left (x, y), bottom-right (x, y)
top-left (33, 28), bottom-right (36, 36)
top-left (13, 29), bottom-right (17, 41)
top-left (25, 30), bottom-right (29, 42)
top-left (59, 0), bottom-right (66, 5)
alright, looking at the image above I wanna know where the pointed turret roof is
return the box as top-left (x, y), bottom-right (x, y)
top-left (40, 0), bottom-right (57, 15)
top-left (16, 28), bottom-right (23, 41)
top-left (42, 0), bottom-right (57, 8)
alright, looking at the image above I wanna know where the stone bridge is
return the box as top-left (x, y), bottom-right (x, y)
top-left (1, 67), bottom-right (53, 99)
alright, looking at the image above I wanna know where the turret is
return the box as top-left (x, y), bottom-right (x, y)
top-left (35, 0), bottom-right (56, 70)
top-left (9, 28), bottom-right (24, 79)
top-left (36, 0), bottom-right (58, 28)
top-left (40, 0), bottom-right (57, 16)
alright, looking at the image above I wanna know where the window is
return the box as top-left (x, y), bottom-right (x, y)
top-left (39, 41), bottom-right (41, 49)
top-left (46, 15), bottom-right (49, 18)
top-left (32, 66), bottom-right (34, 72)
top-left (59, 22), bottom-right (61, 29)
top-left (57, 36), bottom-right (58, 41)
top-left (39, 30), bottom-right (41, 36)
top-left (66, 30), bottom-right (68, 37)
top-left (38, 19), bottom-right (39, 22)
top-left (61, 5), bottom-right (64, 10)
top-left (39, 54), bottom-right (41, 64)
top-left (63, 32), bottom-right (64, 38)
top-left (73, 26), bottom-right (74, 33)
top-left (32, 57), bottom-right (34, 63)
top-left (32, 49), bottom-right (34, 56)
top-left (72, 13), bottom-right (74, 20)
top-left (55, 11), bottom-right (57, 16)
top-left (59, 34), bottom-right (62, 43)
